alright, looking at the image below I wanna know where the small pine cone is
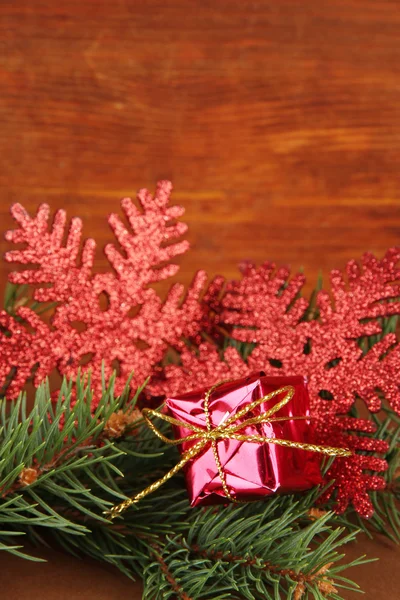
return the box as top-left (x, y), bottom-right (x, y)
top-left (318, 579), bottom-right (337, 595)
top-left (294, 581), bottom-right (306, 600)
top-left (104, 410), bottom-right (127, 438)
top-left (315, 562), bottom-right (333, 576)
top-left (19, 467), bottom-right (39, 486)
top-left (104, 408), bottom-right (142, 438)
top-left (308, 508), bottom-right (328, 521)
top-left (314, 563), bottom-right (337, 596)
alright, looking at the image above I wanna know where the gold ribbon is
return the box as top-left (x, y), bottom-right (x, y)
top-left (106, 382), bottom-right (351, 519)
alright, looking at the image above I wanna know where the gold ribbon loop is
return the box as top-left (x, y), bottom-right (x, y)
top-left (106, 383), bottom-right (351, 519)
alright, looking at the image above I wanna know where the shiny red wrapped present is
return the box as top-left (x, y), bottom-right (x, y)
top-left (165, 372), bottom-right (324, 506)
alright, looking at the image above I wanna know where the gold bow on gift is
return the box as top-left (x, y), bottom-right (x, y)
top-left (106, 383), bottom-right (351, 519)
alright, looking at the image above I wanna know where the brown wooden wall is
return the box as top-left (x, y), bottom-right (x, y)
top-left (0, 2), bottom-right (399, 598)
top-left (1, 1), bottom-right (400, 297)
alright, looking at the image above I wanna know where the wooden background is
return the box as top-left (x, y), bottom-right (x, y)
top-left (1, 1), bottom-right (400, 294)
top-left (0, 0), bottom-right (399, 598)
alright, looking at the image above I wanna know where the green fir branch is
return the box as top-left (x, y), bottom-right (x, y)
top-left (0, 374), bottom-right (369, 599)
top-left (1, 282), bottom-right (399, 598)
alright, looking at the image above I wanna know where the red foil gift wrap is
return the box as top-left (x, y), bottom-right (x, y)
top-left (165, 373), bottom-right (323, 507)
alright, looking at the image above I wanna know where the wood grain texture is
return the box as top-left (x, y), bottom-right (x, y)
top-left (0, 1), bottom-right (399, 597)
top-left (1, 0), bottom-right (400, 295)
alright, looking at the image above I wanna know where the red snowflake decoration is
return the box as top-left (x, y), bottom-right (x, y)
top-left (1, 181), bottom-right (399, 518)
top-left (0, 181), bottom-right (209, 400)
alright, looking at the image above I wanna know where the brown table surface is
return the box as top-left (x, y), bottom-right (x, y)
top-left (1, 533), bottom-right (398, 599)
top-left (1, 1), bottom-right (399, 598)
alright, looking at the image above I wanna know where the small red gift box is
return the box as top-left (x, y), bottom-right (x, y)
top-left (166, 372), bottom-right (323, 506)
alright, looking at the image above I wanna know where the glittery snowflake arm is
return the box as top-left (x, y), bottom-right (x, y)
top-left (0, 308), bottom-right (53, 398)
top-left (5, 203), bottom-right (96, 299)
top-left (105, 181), bottom-right (189, 297)
top-left (317, 416), bottom-right (389, 518)
top-left (318, 248), bottom-right (400, 333)
top-left (221, 262), bottom-right (309, 340)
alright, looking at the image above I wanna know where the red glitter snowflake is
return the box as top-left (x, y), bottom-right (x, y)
top-left (161, 253), bottom-right (400, 414)
top-left (0, 181), bottom-right (209, 400)
top-left (1, 181), bottom-right (400, 517)
top-left (223, 253), bottom-right (400, 414)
